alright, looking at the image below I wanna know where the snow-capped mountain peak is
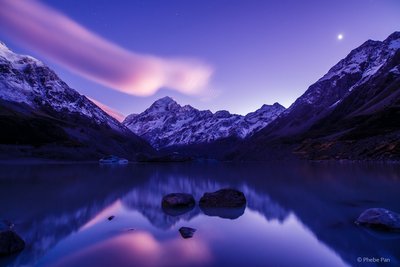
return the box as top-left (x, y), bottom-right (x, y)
top-left (123, 97), bottom-right (285, 149)
top-left (281, 32), bottom-right (400, 118)
top-left (147, 96), bottom-right (180, 112)
top-left (0, 41), bottom-right (124, 131)
top-left (255, 31), bottom-right (400, 138)
top-left (318, 32), bottom-right (400, 86)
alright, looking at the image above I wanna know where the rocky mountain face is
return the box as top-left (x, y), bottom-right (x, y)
top-left (238, 31), bottom-right (400, 160)
top-left (0, 42), bottom-right (124, 130)
top-left (0, 42), bottom-right (153, 160)
top-left (123, 96), bottom-right (285, 149)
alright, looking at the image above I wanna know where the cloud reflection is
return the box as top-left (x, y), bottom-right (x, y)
top-left (51, 231), bottom-right (212, 267)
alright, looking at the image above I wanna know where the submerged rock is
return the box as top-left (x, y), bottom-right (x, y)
top-left (0, 230), bottom-right (25, 256)
top-left (162, 193), bottom-right (195, 216)
top-left (355, 208), bottom-right (400, 231)
top-left (200, 206), bottom-right (245, 219)
top-left (199, 189), bottom-right (246, 208)
top-left (179, 227), bottom-right (196, 239)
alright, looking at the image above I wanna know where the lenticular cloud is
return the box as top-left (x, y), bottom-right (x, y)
top-left (0, 0), bottom-right (213, 96)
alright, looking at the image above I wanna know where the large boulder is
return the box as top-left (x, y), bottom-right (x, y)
top-left (0, 230), bottom-right (25, 256)
top-left (199, 189), bottom-right (246, 208)
top-left (161, 193), bottom-right (195, 216)
top-left (355, 208), bottom-right (400, 231)
top-left (199, 189), bottom-right (246, 219)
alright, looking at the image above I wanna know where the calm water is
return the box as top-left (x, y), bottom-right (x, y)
top-left (0, 162), bottom-right (399, 267)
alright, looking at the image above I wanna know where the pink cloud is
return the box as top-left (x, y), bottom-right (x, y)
top-left (0, 0), bottom-right (213, 96)
top-left (87, 97), bottom-right (125, 122)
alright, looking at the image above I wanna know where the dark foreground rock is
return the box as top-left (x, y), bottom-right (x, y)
top-left (162, 193), bottom-right (195, 216)
top-left (0, 230), bottom-right (25, 256)
top-left (355, 208), bottom-right (400, 231)
top-left (179, 227), bottom-right (197, 239)
top-left (199, 189), bottom-right (246, 208)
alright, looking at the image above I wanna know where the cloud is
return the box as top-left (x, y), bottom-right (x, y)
top-left (0, 0), bottom-right (213, 96)
top-left (87, 97), bottom-right (125, 122)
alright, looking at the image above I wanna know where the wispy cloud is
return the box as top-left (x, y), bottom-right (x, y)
top-left (0, 0), bottom-right (213, 96)
top-left (87, 97), bottom-right (125, 122)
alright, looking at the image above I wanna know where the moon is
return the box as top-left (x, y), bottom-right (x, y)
top-left (337, 34), bottom-right (344, 40)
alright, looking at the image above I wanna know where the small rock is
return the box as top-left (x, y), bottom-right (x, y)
top-left (0, 230), bottom-right (25, 256)
top-left (179, 227), bottom-right (196, 239)
top-left (199, 189), bottom-right (246, 208)
top-left (108, 216), bottom-right (115, 221)
top-left (162, 193), bottom-right (195, 216)
top-left (355, 208), bottom-right (400, 231)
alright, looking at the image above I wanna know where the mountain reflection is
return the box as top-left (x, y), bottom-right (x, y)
top-left (0, 162), bottom-right (399, 267)
top-left (121, 174), bottom-right (288, 228)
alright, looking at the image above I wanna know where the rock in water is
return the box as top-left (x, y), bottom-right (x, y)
top-left (0, 230), bottom-right (25, 256)
top-left (200, 206), bottom-right (245, 220)
top-left (199, 189), bottom-right (246, 208)
top-left (161, 193), bottom-right (195, 216)
top-left (199, 189), bottom-right (246, 219)
top-left (179, 227), bottom-right (196, 239)
top-left (356, 208), bottom-right (400, 231)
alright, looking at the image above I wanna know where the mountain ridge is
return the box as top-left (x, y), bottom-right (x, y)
top-left (123, 96), bottom-right (285, 149)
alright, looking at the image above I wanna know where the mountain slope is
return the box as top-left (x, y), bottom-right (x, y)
top-left (238, 31), bottom-right (400, 160)
top-left (123, 96), bottom-right (285, 149)
top-left (0, 42), bottom-right (153, 160)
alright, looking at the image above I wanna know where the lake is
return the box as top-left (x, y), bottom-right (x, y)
top-left (0, 162), bottom-right (399, 267)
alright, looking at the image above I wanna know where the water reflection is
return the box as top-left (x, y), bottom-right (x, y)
top-left (0, 162), bottom-right (399, 267)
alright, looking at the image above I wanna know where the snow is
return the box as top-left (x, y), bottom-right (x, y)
top-left (362, 63), bottom-right (383, 78)
top-left (0, 43), bottom-right (44, 70)
top-left (305, 32), bottom-right (400, 110)
top-left (389, 39), bottom-right (400, 50)
top-left (123, 97), bottom-right (285, 149)
top-left (318, 34), bottom-right (399, 85)
top-left (0, 41), bottom-right (124, 131)
top-left (389, 66), bottom-right (400, 75)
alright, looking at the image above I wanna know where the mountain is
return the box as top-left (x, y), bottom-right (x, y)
top-left (123, 96), bottom-right (285, 149)
top-left (3, 31), bottom-right (399, 161)
top-left (237, 31), bottom-right (400, 160)
top-left (0, 42), bottom-right (153, 160)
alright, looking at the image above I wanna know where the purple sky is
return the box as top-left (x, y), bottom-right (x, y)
top-left (1, 0), bottom-right (399, 116)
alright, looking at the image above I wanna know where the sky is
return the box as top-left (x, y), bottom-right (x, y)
top-left (0, 0), bottom-right (399, 117)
